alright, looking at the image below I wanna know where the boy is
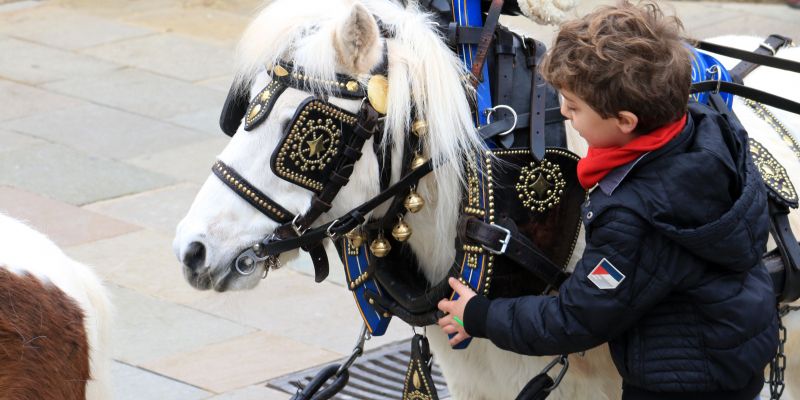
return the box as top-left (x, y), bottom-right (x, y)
top-left (437, 2), bottom-right (779, 399)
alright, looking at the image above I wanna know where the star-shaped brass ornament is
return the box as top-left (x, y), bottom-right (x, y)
top-left (307, 135), bottom-right (326, 158)
top-left (530, 173), bottom-right (553, 199)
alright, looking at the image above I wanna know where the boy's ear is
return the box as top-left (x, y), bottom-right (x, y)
top-left (616, 111), bottom-right (639, 135)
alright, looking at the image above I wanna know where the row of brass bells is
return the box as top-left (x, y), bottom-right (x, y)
top-left (392, 216), bottom-right (412, 242)
top-left (370, 233), bottom-right (392, 258)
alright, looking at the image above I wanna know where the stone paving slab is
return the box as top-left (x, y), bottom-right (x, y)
top-left (0, 36), bottom-right (121, 85)
top-left (142, 330), bottom-right (342, 394)
top-left (82, 33), bottom-right (234, 83)
top-left (121, 7), bottom-right (251, 45)
top-left (186, 269), bottom-right (412, 356)
top-left (65, 229), bottom-right (218, 305)
top-left (0, 79), bottom-right (84, 122)
top-left (124, 136), bottom-right (230, 184)
top-left (84, 183), bottom-right (202, 235)
top-left (0, 142), bottom-right (176, 205)
top-left (112, 361), bottom-right (212, 400)
top-left (197, 75), bottom-right (235, 93)
top-left (169, 106), bottom-right (228, 135)
top-left (5, 103), bottom-right (212, 160)
top-left (0, 5), bottom-right (154, 50)
top-left (41, 67), bottom-right (226, 120)
top-left (109, 284), bottom-right (256, 366)
top-left (0, 186), bottom-right (140, 247)
top-left (0, 129), bottom-right (47, 152)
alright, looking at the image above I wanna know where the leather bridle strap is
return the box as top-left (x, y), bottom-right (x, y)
top-left (469, 0), bottom-right (504, 86)
top-left (695, 38), bottom-right (800, 75)
top-left (258, 160), bottom-right (435, 256)
top-left (729, 34), bottom-right (794, 83)
top-left (289, 103), bottom-right (382, 234)
top-left (213, 160), bottom-right (294, 224)
top-left (691, 80), bottom-right (800, 114)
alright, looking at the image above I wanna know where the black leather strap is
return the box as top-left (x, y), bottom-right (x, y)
top-left (691, 80), bottom-right (800, 114)
top-left (525, 38), bottom-right (547, 161)
top-left (460, 216), bottom-right (568, 288)
top-left (212, 161), bottom-right (294, 223)
top-left (769, 202), bottom-right (800, 303)
top-left (494, 29), bottom-right (516, 148)
top-left (447, 23), bottom-right (484, 45)
top-left (479, 108), bottom-right (566, 140)
top-left (729, 35), bottom-right (794, 83)
top-left (696, 38), bottom-right (800, 75)
top-left (469, 0), bottom-right (504, 86)
top-left (364, 290), bottom-right (445, 327)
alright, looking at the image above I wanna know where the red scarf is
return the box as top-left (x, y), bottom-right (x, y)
top-left (577, 114), bottom-right (687, 190)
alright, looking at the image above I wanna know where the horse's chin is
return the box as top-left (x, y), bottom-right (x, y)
top-left (182, 264), bottom-right (264, 292)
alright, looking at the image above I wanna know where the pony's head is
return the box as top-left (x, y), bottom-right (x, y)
top-left (174, 0), bottom-right (482, 292)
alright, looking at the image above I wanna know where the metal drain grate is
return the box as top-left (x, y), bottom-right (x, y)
top-left (268, 339), bottom-right (450, 399)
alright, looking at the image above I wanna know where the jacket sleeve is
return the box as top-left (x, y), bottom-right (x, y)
top-left (463, 207), bottom-right (675, 355)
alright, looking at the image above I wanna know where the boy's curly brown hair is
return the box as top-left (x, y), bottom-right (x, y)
top-left (540, 1), bottom-right (692, 134)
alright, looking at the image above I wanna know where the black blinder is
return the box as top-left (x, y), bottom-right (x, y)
top-left (270, 97), bottom-right (360, 194)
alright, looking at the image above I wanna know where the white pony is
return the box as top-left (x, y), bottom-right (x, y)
top-left (0, 213), bottom-right (112, 399)
top-left (173, 1), bottom-right (800, 398)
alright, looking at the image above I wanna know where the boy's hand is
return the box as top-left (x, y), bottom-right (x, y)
top-left (437, 277), bottom-right (477, 346)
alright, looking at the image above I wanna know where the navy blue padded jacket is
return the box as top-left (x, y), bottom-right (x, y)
top-left (464, 103), bottom-right (778, 398)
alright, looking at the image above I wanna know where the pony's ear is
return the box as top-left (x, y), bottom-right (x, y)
top-left (333, 3), bottom-right (382, 75)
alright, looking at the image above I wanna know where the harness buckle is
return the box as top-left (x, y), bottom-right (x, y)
top-left (481, 224), bottom-right (512, 255)
top-left (759, 41), bottom-right (778, 56)
top-left (292, 214), bottom-right (308, 236)
top-left (706, 65), bottom-right (722, 94)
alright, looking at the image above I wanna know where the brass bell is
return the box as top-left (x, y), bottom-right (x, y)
top-left (404, 189), bottom-right (425, 213)
top-left (345, 229), bottom-right (364, 248)
top-left (410, 152), bottom-right (427, 170)
top-left (391, 217), bottom-right (412, 242)
top-left (370, 235), bottom-right (392, 258)
top-left (412, 120), bottom-right (428, 136)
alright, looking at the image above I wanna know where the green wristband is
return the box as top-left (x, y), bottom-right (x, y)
top-left (453, 315), bottom-right (464, 327)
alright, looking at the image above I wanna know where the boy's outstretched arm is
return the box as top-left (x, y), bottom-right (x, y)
top-left (455, 208), bottom-right (675, 355)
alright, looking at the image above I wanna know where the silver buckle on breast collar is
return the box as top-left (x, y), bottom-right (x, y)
top-left (481, 224), bottom-right (512, 255)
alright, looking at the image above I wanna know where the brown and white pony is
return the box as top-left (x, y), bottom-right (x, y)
top-left (0, 212), bottom-right (112, 399)
top-left (173, 1), bottom-right (800, 398)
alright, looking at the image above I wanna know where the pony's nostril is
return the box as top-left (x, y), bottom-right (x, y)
top-left (182, 242), bottom-right (207, 272)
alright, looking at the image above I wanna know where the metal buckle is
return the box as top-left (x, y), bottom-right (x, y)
top-left (481, 224), bottom-right (512, 255)
top-left (759, 41), bottom-right (778, 56)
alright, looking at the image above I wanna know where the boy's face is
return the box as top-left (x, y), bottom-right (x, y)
top-left (559, 90), bottom-right (637, 148)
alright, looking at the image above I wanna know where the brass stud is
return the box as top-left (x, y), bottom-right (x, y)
top-left (346, 80), bottom-right (359, 92)
top-left (345, 229), bottom-right (365, 248)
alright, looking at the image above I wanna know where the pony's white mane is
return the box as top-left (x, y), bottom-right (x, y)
top-left (234, 0), bottom-right (486, 272)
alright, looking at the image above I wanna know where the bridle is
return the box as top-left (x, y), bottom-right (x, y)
top-left (214, 53), bottom-right (437, 283)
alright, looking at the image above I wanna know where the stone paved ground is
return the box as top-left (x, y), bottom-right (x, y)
top-left (0, 0), bottom-right (798, 398)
